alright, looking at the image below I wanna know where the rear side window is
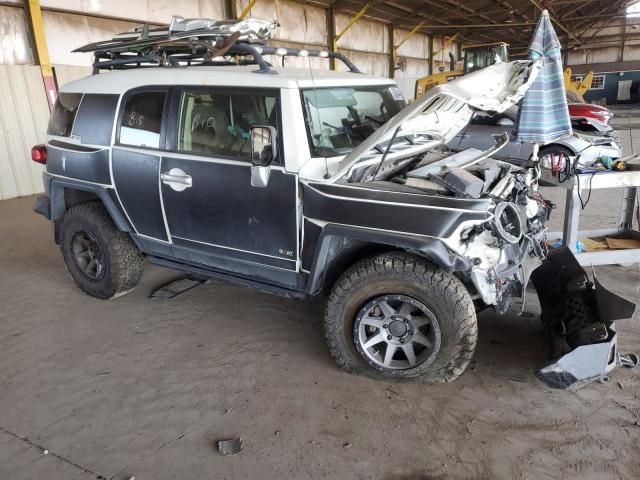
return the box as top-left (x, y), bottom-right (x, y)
top-left (47, 93), bottom-right (82, 137)
top-left (176, 90), bottom-right (278, 160)
top-left (119, 91), bottom-right (166, 149)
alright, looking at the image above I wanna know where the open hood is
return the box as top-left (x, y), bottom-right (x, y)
top-left (332, 60), bottom-right (541, 183)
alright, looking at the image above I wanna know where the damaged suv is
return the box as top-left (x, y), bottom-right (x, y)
top-left (34, 55), bottom-right (551, 382)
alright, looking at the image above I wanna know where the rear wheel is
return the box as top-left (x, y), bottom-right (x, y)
top-left (324, 252), bottom-right (478, 381)
top-left (60, 202), bottom-right (144, 299)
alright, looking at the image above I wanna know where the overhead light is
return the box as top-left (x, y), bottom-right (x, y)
top-left (275, 48), bottom-right (287, 56)
top-left (318, 51), bottom-right (329, 57)
top-left (299, 49), bottom-right (309, 57)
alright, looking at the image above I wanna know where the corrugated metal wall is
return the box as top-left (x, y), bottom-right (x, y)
top-left (54, 65), bottom-right (92, 86)
top-left (0, 66), bottom-right (49, 200)
top-left (40, 0), bottom-right (226, 24)
top-left (234, 0), bottom-right (438, 98)
top-left (394, 28), bottom-right (431, 101)
top-left (42, 11), bottom-right (140, 66)
top-left (245, 0), bottom-right (329, 70)
top-left (565, 18), bottom-right (640, 75)
top-left (335, 13), bottom-right (390, 77)
top-left (0, 5), bottom-right (33, 65)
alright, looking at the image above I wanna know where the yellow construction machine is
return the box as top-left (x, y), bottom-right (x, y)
top-left (564, 68), bottom-right (593, 103)
top-left (415, 42), bottom-right (509, 97)
top-left (415, 42), bottom-right (592, 103)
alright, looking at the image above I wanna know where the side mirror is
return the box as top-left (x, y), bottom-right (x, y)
top-left (250, 126), bottom-right (277, 187)
top-left (251, 126), bottom-right (277, 167)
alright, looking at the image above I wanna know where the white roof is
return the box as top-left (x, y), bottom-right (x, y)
top-left (60, 65), bottom-right (396, 94)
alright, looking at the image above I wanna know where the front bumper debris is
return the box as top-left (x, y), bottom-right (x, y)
top-left (531, 247), bottom-right (637, 389)
top-left (538, 325), bottom-right (617, 389)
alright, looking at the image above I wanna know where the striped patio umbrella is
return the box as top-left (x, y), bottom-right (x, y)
top-left (516, 10), bottom-right (572, 158)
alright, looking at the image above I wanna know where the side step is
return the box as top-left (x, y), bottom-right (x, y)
top-left (147, 255), bottom-right (309, 300)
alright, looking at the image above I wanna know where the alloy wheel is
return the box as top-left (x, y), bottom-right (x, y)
top-left (71, 230), bottom-right (105, 281)
top-left (355, 294), bottom-right (441, 370)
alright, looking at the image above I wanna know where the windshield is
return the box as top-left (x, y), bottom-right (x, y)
top-left (301, 85), bottom-right (406, 157)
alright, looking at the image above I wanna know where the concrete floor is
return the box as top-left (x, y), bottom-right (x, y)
top-left (1, 183), bottom-right (639, 479)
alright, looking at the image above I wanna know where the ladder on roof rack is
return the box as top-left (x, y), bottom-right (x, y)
top-left (73, 16), bottom-right (362, 75)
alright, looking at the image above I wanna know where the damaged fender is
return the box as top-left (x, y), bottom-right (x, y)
top-left (305, 224), bottom-right (473, 295)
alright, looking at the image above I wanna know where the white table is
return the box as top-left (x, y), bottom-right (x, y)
top-left (546, 170), bottom-right (640, 266)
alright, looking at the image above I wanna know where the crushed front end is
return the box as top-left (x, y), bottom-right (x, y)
top-left (329, 60), bottom-right (637, 389)
top-left (414, 147), bottom-right (553, 314)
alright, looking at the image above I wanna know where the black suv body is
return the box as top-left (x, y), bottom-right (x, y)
top-left (33, 55), bottom-right (633, 386)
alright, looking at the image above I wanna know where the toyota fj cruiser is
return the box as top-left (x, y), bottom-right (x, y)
top-left (33, 18), bottom-right (635, 386)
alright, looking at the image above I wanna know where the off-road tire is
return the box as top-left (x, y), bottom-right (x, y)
top-left (324, 252), bottom-right (477, 381)
top-left (60, 202), bottom-right (144, 299)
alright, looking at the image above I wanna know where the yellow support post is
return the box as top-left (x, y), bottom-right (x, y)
top-left (391, 21), bottom-right (424, 78)
top-left (432, 32), bottom-right (459, 59)
top-left (333, 3), bottom-right (371, 54)
top-left (25, 0), bottom-right (56, 110)
top-left (395, 21), bottom-right (424, 51)
top-left (238, 0), bottom-right (258, 20)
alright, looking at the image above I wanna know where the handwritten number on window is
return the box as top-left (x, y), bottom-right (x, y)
top-left (127, 111), bottom-right (145, 128)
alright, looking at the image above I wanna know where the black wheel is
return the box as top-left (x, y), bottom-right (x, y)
top-left (324, 252), bottom-right (478, 381)
top-left (60, 202), bottom-right (144, 299)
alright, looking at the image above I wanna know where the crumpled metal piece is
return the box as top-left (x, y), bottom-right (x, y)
top-left (532, 247), bottom-right (637, 390)
top-left (538, 325), bottom-right (618, 389)
top-left (169, 16), bottom-right (278, 41)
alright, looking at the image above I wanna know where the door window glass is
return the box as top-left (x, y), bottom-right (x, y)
top-left (119, 91), bottom-right (166, 148)
top-left (177, 91), bottom-right (278, 160)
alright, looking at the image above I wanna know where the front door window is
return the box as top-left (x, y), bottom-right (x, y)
top-left (176, 91), bottom-right (278, 161)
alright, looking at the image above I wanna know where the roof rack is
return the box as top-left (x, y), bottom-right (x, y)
top-left (74, 16), bottom-right (362, 75)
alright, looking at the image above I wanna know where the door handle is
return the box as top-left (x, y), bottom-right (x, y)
top-left (161, 168), bottom-right (192, 192)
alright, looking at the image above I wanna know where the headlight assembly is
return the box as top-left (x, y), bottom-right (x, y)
top-left (493, 202), bottom-right (523, 244)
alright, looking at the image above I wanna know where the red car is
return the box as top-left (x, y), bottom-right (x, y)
top-left (568, 103), bottom-right (613, 125)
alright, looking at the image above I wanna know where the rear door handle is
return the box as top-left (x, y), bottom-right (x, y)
top-left (161, 168), bottom-right (192, 192)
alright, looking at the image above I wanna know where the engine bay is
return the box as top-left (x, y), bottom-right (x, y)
top-left (366, 138), bottom-right (553, 314)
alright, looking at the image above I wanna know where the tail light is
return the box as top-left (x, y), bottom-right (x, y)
top-left (31, 144), bottom-right (47, 164)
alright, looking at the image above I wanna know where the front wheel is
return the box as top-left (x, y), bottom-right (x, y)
top-left (324, 252), bottom-right (478, 381)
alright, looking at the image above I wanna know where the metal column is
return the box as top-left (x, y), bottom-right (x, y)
top-left (330, 3), bottom-right (371, 70)
top-left (24, 0), bottom-right (56, 110)
top-left (391, 21), bottom-right (424, 79)
top-left (238, 0), bottom-right (258, 20)
top-left (549, 171), bottom-right (640, 265)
